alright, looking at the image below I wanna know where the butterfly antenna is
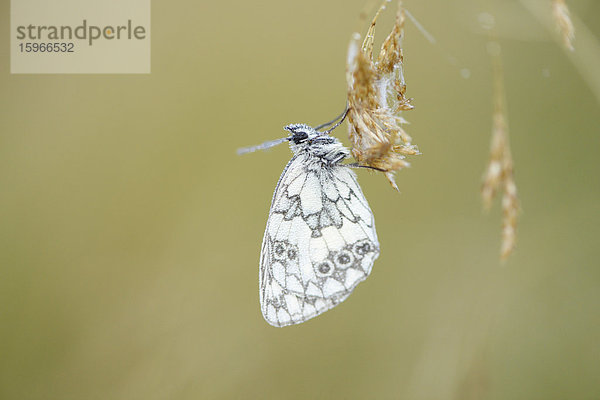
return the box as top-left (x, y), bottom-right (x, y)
top-left (314, 103), bottom-right (349, 131)
top-left (322, 106), bottom-right (349, 135)
top-left (237, 137), bottom-right (289, 155)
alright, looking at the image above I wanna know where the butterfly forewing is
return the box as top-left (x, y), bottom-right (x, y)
top-left (259, 154), bottom-right (379, 327)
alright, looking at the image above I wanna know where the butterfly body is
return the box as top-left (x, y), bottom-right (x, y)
top-left (259, 124), bottom-right (379, 327)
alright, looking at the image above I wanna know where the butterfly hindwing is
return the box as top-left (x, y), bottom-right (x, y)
top-left (259, 154), bottom-right (379, 327)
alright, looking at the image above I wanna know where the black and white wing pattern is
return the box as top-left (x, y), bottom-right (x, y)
top-left (259, 153), bottom-right (379, 327)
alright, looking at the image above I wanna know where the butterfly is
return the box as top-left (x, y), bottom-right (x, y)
top-left (239, 109), bottom-right (379, 327)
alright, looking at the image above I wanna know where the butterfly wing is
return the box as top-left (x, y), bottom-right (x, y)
top-left (259, 154), bottom-right (379, 327)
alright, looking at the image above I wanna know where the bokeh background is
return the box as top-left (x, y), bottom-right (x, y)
top-left (1, 0), bottom-right (599, 399)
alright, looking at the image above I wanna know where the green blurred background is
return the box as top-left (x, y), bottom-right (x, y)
top-left (1, 0), bottom-right (599, 399)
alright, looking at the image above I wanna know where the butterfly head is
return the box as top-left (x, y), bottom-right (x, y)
top-left (284, 124), bottom-right (319, 145)
top-left (284, 123), bottom-right (348, 163)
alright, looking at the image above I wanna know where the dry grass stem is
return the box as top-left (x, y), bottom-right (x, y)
top-left (519, 0), bottom-right (600, 106)
top-left (501, 153), bottom-right (518, 261)
top-left (552, 0), bottom-right (575, 51)
top-left (346, 0), bottom-right (419, 190)
top-left (482, 42), bottom-right (520, 261)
